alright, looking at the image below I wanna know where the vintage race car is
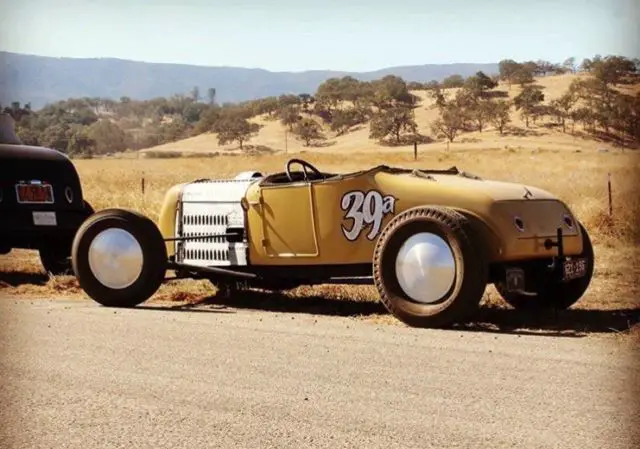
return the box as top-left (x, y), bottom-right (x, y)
top-left (0, 113), bottom-right (94, 274)
top-left (70, 158), bottom-right (594, 328)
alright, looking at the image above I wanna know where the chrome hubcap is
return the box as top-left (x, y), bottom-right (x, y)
top-left (395, 232), bottom-right (456, 304)
top-left (88, 228), bottom-right (143, 289)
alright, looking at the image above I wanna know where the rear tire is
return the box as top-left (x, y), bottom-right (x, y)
top-left (39, 241), bottom-right (73, 275)
top-left (372, 206), bottom-right (488, 328)
top-left (39, 200), bottom-right (95, 275)
top-left (495, 222), bottom-right (594, 310)
top-left (71, 208), bottom-right (167, 307)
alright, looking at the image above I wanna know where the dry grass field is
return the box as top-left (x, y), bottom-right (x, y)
top-left (2, 72), bottom-right (639, 335)
top-left (139, 73), bottom-right (640, 156)
top-left (1, 145), bottom-right (639, 335)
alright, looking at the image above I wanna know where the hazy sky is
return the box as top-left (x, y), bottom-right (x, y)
top-left (1, 0), bottom-right (638, 72)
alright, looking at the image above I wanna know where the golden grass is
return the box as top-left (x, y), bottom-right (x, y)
top-left (1, 148), bottom-right (638, 333)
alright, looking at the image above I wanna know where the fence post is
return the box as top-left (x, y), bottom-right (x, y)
top-left (413, 141), bottom-right (417, 161)
top-left (607, 173), bottom-right (612, 216)
top-left (141, 174), bottom-right (145, 196)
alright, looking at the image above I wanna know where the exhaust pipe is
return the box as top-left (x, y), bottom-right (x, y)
top-left (0, 112), bottom-right (23, 145)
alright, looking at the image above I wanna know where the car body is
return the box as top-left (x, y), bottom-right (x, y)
top-left (0, 113), bottom-right (94, 274)
top-left (70, 158), bottom-right (594, 328)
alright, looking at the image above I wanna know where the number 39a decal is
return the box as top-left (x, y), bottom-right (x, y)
top-left (340, 190), bottom-right (397, 241)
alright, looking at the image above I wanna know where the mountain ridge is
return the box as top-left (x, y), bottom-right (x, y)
top-left (0, 51), bottom-right (498, 109)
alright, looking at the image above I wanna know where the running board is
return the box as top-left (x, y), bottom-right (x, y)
top-left (321, 276), bottom-right (374, 285)
top-left (167, 261), bottom-right (258, 280)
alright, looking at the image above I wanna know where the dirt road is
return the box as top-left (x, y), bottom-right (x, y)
top-left (1, 297), bottom-right (638, 449)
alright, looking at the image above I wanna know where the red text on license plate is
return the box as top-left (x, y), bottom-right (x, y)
top-left (15, 183), bottom-right (54, 204)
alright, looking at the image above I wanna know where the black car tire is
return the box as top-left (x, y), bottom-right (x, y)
top-left (71, 208), bottom-right (167, 308)
top-left (495, 221), bottom-right (595, 310)
top-left (39, 241), bottom-right (73, 275)
top-left (372, 206), bottom-right (488, 328)
top-left (38, 200), bottom-right (95, 275)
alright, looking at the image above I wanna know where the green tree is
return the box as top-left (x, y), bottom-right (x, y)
top-left (191, 86), bottom-right (200, 103)
top-left (563, 57), bottom-right (576, 73)
top-left (442, 74), bottom-right (465, 89)
top-left (512, 67), bottom-right (535, 86)
top-left (464, 71), bottom-right (498, 97)
top-left (215, 116), bottom-right (261, 149)
top-left (278, 105), bottom-right (302, 131)
top-left (514, 85), bottom-right (545, 127)
top-left (549, 91), bottom-right (577, 133)
top-left (498, 59), bottom-right (521, 87)
top-left (488, 100), bottom-right (511, 135)
top-left (292, 118), bottom-right (326, 146)
top-left (369, 105), bottom-right (417, 144)
top-left (207, 87), bottom-right (216, 105)
top-left (315, 78), bottom-right (343, 112)
top-left (431, 103), bottom-right (466, 143)
top-left (67, 126), bottom-right (95, 156)
top-left (87, 120), bottom-right (130, 154)
top-left (591, 55), bottom-right (636, 86)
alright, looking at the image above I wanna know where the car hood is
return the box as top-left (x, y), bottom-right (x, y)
top-left (430, 173), bottom-right (557, 202)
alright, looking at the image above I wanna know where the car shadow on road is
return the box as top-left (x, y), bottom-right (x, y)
top-left (454, 306), bottom-right (640, 337)
top-left (150, 289), bottom-right (388, 317)
top-left (0, 271), bottom-right (50, 287)
top-left (152, 289), bottom-right (639, 337)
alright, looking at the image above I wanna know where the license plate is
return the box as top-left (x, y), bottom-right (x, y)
top-left (16, 183), bottom-right (54, 204)
top-left (505, 267), bottom-right (525, 292)
top-left (32, 211), bottom-right (57, 226)
top-left (563, 258), bottom-right (588, 281)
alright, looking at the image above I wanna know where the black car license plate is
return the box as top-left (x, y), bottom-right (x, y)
top-left (562, 258), bottom-right (588, 281)
top-left (15, 183), bottom-right (54, 204)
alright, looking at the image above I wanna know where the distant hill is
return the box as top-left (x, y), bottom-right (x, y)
top-left (0, 51), bottom-right (498, 109)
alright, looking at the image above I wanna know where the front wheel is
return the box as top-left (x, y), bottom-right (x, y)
top-left (372, 206), bottom-right (488, 328)
top-left (495, 222), bottom-right (595, 310)
top-left (71, 208), bottom-right (167, 307)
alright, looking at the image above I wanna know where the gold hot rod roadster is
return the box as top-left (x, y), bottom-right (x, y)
top-left (71, 158), bottom-right (594, 328)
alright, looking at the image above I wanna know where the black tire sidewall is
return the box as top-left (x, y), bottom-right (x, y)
top-left (497, 221), bottom-right (594, 310)
top-left (72, 210), bottom-right (166, 307)
top-left (374, 207), bottom-right (487, 327)
top-left (39, 240), bottom-right (73, 275)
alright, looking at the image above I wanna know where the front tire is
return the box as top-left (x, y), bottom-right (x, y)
top-left (495, 222), bottom-right (595, 310)
top-left (71, 208), bottom-right (167, 307)
top-left (372, 206), bottom-right (488, 328)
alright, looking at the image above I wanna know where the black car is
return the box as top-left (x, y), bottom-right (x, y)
top-left (0, 113), bottom-right (94, 274)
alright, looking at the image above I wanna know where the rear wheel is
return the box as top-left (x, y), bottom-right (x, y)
top-left (39, 240), bottom-right (73, 275)
top-left (495, 222), bottom-right (594, 310)
top-left (71, 208), bottom-right (167, 307)
top-left (40, 200), bottom-right (95, 275)
top-left (372, 206), bottom-right (488, 328)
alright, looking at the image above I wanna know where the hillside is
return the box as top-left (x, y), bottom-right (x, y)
top-left (141, 72), bottom-right (638, 156)
top-left (0, 51), bottom-right (498, 109)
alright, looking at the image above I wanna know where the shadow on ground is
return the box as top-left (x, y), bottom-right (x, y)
top-left (0, 271), bottom-right (50, 287)
top-left (150, 288), bottom-right (639, 337)
top-left (2, 271), bottom-right (637, 337)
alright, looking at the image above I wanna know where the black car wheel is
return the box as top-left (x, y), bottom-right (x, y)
top-left (495, 222), bottom-right (595, 310)
top-left (372, 206), bottom-right (488, 328)
top-left (39, 241), bottom-right (73, 275)
top-left (39, 200), bottom-right (95, 276)
top-left (71, 208), bottom-right (167, 308)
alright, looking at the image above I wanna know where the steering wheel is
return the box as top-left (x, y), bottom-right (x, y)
top-left (285, 158), bottom-right (323, 182)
